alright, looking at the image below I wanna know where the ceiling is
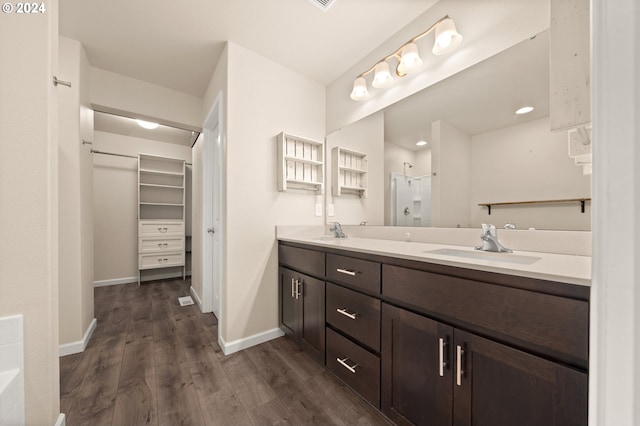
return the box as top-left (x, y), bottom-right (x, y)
top-left (384, 30), bottom-right (550, 151)
top-left (94, 111), bottom-right (196, 146)
top-left (59, 0), bottom-right (438, 97)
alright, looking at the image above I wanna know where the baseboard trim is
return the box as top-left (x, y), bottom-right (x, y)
top-left (93, 277), bottom-right (137, 287)
top-left (219, 327), bottom-right (284, 356)
top-left (54, 413), bottom-right (66, 426)
top-left (190, 286), bottom-right (204, 312)
top-left (59, 318), bottom-right (97, 357)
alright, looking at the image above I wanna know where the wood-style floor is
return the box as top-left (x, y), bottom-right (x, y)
top-left (60, 279), bottom-right (390, 425)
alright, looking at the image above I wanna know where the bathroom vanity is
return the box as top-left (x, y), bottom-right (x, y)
top-left (277, 234), bottom-right (589, 426)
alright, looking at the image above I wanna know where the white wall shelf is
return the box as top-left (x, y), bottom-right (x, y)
top-left (277, 132), bottom-right (324, 193)
top-left (138, 153), bottom-right (186, 284)
top-left (332, 146), bottom-right (367, 198)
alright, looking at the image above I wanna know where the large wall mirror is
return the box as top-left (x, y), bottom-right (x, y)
top-left (325, 30), bottom-right (592, 231)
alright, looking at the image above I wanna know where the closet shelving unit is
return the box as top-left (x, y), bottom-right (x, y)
top-left (332, 146), bottom-right (367, 198)
top-left (277, 132), bottom-right (324, 193)
top-left (137, 153), bottom-right (186, 284)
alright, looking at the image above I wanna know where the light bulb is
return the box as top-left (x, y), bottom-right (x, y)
top-left (433, 18), bottom-right (462, 55)
top-left (371, 62), bottom-right (394, 88)
top-left (350, 76), bottom-right (370, 101)
top-left (136, 119), bottom-right (159, 129)
top-left (397, 42), bottom-right (423, 76)
top-left (515, 106), bottom-right (534, 115)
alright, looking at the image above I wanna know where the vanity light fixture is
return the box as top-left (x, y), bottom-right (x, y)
top-left (416, 140), bottom-right (428, 146)
top-left (515, 106), bottom-right (534, 115)
top-left (350, 15), bottom-right (462, 101)
top-left (136, 119), bottom-right (159, 129)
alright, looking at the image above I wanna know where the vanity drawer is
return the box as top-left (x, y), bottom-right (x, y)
top-left (139, 252), bottom-right (184, 269)
top-left (279, 244), bottom-right (325, 278)
top-left (382, 264), bottom-right (589, 367)
top-left (327, 254), bottom-right (381, 294)
top-left (139, 220), bottom-right (184, 236)
top-left (139, 237), bottom-right (184, 253)
top-left (327, 283), bottom-right (381, 351)
top-left (326, 327), bottom-right (380, 408)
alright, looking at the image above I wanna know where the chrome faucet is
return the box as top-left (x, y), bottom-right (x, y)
top-left (475, 224), bottom-right (512, 253)
top-left (330, 222), bottom-right (347, 238)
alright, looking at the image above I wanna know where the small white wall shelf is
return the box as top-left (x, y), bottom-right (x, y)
top-left (277, 132), bottom-right (324, 193)
top-left (332, 146), bottom-right (367, 198)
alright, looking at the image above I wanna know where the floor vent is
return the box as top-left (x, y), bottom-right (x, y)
top-left (178, 296), bottom-right (194, 306)
top-left (308, 0), bottom-right (336, 11)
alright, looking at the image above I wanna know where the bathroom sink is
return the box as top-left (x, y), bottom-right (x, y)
top-left (424, 248), bottom-right (541, 265)
top-left (311, 236), bottom-right (341, 241)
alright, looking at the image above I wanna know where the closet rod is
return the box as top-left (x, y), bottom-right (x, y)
top-left (90, 149), bottom-right (193, 165)
top-left (90, 149), bottom-right (137, 159)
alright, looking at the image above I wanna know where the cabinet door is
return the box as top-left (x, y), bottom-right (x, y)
top-left (453, 329), bottom-right (588, 426)
top-left (300, 274), bottom-right (325, 364)
top-left (381, 303), bottom-right (453, 426)
top-left (279, 267), bottom-right (299, 339)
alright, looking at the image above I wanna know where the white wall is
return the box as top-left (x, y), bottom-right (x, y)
top-left (90, 67), bottom-right (203, 131)
top-left (326, 112), bottom-right (384, 226)
top-left (92, 131), bottom-right (191, 284)
top-left (470, 117), bottom-right (591, 230)
top-left (58, 36), bottom-right (95, 349)
top-left (431, 120), bottom-right (471, 228)
top-left (326, 0), bottom-right (550, 133)
top-left (0, 0), bottom-right (61, 423)
top-left (221, 42), bottom-right (325, 345)
top-left (383, 142), bottom-right (431, 225)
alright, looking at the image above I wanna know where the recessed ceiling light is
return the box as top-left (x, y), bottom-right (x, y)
top-left (136, 119), bottom-right (159, 129)
top-left (416, 140), bottom-right (428, 146)
top-left (515, 106), bottom-right (534, 115)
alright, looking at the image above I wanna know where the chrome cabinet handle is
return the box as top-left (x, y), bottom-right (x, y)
top-left (336, 308), bottom-right (357, 320)
top-left (295, 280), bottom-right (302, 300)
top-left (291, 278), bottom-right (295, 298)
top-left (456, 345), bottom-right (464, 386)
top-left (439, 337), bottom-right (448, 377)
top-left (157, 227), bottom-right (168, 233)
top-left (336, 268), bottom-right (357, 276)
top-left (337, 357), bottom-right (359, 374)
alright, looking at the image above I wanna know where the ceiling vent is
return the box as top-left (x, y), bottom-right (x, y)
top-left (308, 0), bottom-right (336, 11)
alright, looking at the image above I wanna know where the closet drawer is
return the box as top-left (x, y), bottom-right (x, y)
top-left (139, 237), bottom-right (184, 253)
top-left (139, 220), bottom-right (184, 236)
top-left (327, 253), bottom-right (381, 294)
top-left (326, 283), bottom-right (381, 351)
top-left (139, 252), bottom-right (184, 269)
top-left (326, 328), bottom-right (380, 408)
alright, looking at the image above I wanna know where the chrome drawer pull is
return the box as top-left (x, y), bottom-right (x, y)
top-left (438, 337), bottom-right (448, 377)
top-left (157, 227), bottom-right (168, 233)
top-left (336, 268), bottom-right (357, 276)
top-left (337, 357), bottom-right (359, 374)
top-left (336, 308), bottom-right (357, 320)
top-left (456, 345), bottom-right (464, 386)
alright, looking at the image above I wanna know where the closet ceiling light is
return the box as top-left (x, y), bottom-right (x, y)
top-left (515, 106), bottom-right (534, 115)
top-left (350, 15), bottom-right (462, 101)
top-left (136, 119), bottom-right (159, 129)
top-left (416, 140), bottom-right (428, 146)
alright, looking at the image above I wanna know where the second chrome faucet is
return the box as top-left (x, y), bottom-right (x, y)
top-left (330, 222), bottom-right (347, 238)
top-left (475, 224), bottom-right (512, 253)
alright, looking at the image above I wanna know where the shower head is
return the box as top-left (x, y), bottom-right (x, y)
top-left (404, 162), bottom-right (413, 168)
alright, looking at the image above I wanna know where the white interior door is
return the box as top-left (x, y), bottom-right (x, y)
top-left (203, 93), bottom-right (222, 319)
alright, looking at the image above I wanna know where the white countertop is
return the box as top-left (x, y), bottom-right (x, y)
top-left (278, 233), bottom-right (591, 287)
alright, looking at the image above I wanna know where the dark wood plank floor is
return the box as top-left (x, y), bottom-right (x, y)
top-left (60, 279), bottom-right (390, 425)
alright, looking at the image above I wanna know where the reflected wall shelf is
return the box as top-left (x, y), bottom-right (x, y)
top-left (138, 153), bottom-right (186, 284)
top-left (479, 198), bottom-right (591, 215)
top-left (277, 132), bottom-right (324, 193)
top-left (332, 146), bottom-right (367, 198)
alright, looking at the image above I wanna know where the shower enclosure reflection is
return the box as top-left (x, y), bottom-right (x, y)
top-left (390, 173), bottom-right (431, 226)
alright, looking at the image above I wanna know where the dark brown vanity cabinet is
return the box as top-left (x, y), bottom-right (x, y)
top-left (381, 304), bottom-right (588, 426)
top-left (278, 243), bottom-right (326, 365)
top-left (278, 241), bottom-right (590, 426)
top-left (279, 266), bottom-right (325, 364)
